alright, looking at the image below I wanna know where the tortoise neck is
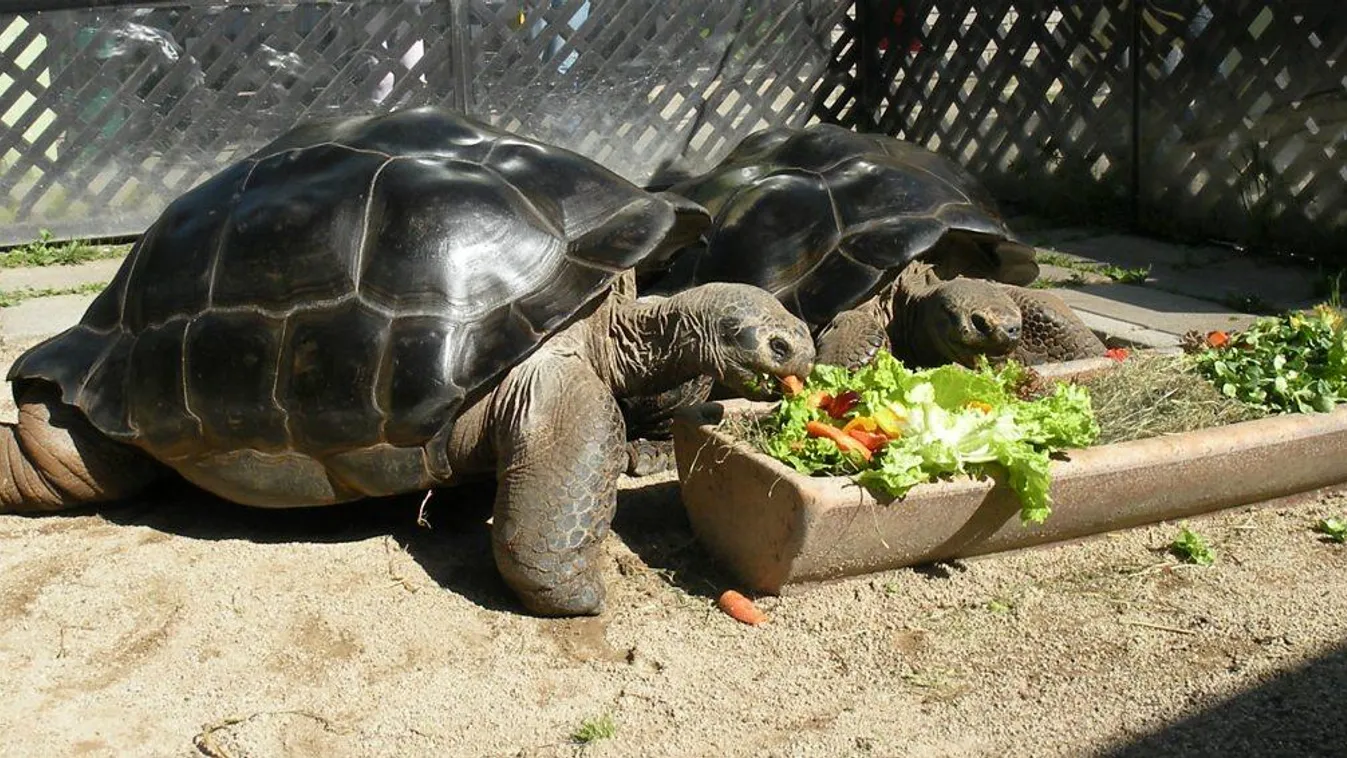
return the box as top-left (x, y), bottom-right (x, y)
top-left (598, 295), bottom-right (707, 398)
top-left (889, 262), bottom-right (944, 366)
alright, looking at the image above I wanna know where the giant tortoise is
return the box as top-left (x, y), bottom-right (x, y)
top-left (0, 107), bottom-right (815, 616)
top-left (643, 122), bottom-right (1106, 370)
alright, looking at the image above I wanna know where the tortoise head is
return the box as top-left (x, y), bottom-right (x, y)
top-left (916, 277), bottom-right (1022, 367)
top-left (682, 283), bottom-right (816, 399)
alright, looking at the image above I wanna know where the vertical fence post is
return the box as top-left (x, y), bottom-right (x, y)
top-left (449, 0), bottom-right (473, 115)
top-left (853, 0), bottom-right (880, 132)
top-left (1129, 0), bottom-right (1142, 230)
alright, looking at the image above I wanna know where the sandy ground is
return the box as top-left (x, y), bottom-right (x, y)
top-left (2, 335), bottom-right (1346, 758)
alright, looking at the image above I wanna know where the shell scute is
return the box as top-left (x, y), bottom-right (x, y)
top-left (274, 300), bottom-right (390, 454)
top-left (183, 310), bottom-right (289, 452)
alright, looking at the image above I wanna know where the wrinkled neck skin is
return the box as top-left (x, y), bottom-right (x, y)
top-left (589, 293), bottom-right (717, 399)
top-left (888, 261), bottom-right (950, 368)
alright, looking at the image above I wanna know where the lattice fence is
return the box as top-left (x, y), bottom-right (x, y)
top-left (0, 0), bottom-right (847, 244)
top-left (2, 1), bottom-right (1342, 262)
top-left (1137, 1), bottom-right (1346, 259)
top-left (817, 0), bottom-right (1346, 262)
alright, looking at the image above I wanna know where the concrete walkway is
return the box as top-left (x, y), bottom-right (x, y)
top-left (0, 228), bottom-right (1329, 347)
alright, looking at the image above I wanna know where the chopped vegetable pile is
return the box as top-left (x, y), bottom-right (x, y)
top-left (1190, 304), bottom-right (1347, 414)
top-left (759, 351), bottom-right (1099, 525)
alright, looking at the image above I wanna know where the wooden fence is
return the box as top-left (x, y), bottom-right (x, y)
top-left (0, 1), bottom-right (1342, 263)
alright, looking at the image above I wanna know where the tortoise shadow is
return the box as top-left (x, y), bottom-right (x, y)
top-left (59, 476), bottom-right (528, 614)
top-left (27, 471), bottom-right (731, 612)
top-left (610, 476), bottom-right (741, 601)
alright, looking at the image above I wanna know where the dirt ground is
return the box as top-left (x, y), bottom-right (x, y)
top-left (2, 336), bottom-right (1346, 758)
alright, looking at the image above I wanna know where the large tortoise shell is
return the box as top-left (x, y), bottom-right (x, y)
top-left (652, 123), bottom-right (1037, 328)
top-left (9, 107), bottom-right (701, 505)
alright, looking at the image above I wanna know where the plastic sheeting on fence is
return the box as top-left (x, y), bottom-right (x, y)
top-left (0, 0), bottom-right (848, 244)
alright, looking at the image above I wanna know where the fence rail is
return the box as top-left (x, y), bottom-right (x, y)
top-left (0, 1), bottom-right (1342, 264)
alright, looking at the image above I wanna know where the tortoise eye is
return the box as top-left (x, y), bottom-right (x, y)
top-left (769, 336), bottom-right (793, 362)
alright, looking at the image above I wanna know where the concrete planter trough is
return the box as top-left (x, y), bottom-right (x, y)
top-left (670, 356), bottom-right (1347, 594)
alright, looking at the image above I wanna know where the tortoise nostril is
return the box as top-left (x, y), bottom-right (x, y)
top-left (1004, 322), bottom-right (1021, 340)
top-left (768, 336), bottom-right (793, 363)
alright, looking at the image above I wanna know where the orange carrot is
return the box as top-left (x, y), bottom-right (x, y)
top-left (1205, 330), bottom-right (1229, 348)
top-left (1105, 347), bottom-right (1131, 362)
top-left (780, 375), bottom-right (806, 396)
top-left (805, 420), bottom-right (873, 461)
top-left (847, 428), bottom-right (890, 451)
top-left (717, 589), bottom-right (768, 625)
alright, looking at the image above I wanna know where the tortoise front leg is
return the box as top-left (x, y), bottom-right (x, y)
top-left (1000, 285), bottom-right (1107, 365)
top-left (0, 381), bottom-right (162, 512)
top-left (815, 307), bottom-right (890, 370)
top-left (488, 351), bottom-right (626, 616)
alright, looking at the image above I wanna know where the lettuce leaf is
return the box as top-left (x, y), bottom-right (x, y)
top-left (758, 352), bottom-right (1098, 524)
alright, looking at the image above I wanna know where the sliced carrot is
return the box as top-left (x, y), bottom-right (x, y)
top-left (966, 400), bottom-right (994, 413)
top-left (1205, 330), bottom-right (1229, 348)
top-left (717, 589), bottom-right (768, 625)
top-left (781, 375), bottom-right (806, 396)
top-left (847, 428), bottom-right (890, 451)
top-left (806, 420), bottom-right (873, 461)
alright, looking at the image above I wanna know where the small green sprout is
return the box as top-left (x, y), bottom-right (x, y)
top-left (985, 598), bottom-right (1014, 613)
top-left (1169, 526), bottom-right (1216, 565)
top-left (1101, 264), bottom-right (1151, 284)
top-left (571, 714), bottom-right (617, 745)
top-left (1314, 517), bottom-right (1347, 544)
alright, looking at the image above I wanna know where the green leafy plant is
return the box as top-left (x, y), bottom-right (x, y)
top-left (1169, 526), bottom-right (1216, 565)
top-left (757, 351), bottom-right (1099, 525)
top-left (571, 714), bottom-right (617, 745)
top-left (0, 281), bottom-right (108, 308)
top-left (0, 229), bottom-right (127, 268)
top-left (1314, 517), bottom-right (1347, 544)
top-left (1099, 264), bottom-right (1151, 284)
top-left (1190, 305), bottom-right (1347, 414)
top-left (1032, 251), bottom-right (1149, 284)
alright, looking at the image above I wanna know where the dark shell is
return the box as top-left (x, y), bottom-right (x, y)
top-left (9, 107), bottom-right (699, 504)
top-left (654, 123), bottom-right (1036, 327)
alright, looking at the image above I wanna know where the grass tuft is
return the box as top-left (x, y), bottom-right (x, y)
top-left (0, 281), bottom-right (109, 308)
top-left (571, 714), bottom-right (617, 745)
top-left (1076, 352), bottom-right (1264, 445)
top-left (0, 230), bottom-right (130, 268)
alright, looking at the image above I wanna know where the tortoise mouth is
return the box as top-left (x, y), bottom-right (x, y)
top-left (722, 365), bottom-right (785, 400)
top-left (938, 311), bottom-right (1019, 367)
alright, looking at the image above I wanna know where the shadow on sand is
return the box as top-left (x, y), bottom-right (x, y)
top-left (1104, 640), bottom-right (1347, 757)
top-left (26, 470), bottom-right (732, 614)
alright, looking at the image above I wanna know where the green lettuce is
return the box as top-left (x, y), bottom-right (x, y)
top-left (759, 351), bottom-right (1099, 524)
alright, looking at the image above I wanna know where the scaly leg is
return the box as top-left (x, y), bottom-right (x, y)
top-left (616, 375), bottom-right (714, 476)
top-left (1001, 285), bottom-right (1107, 365)
top-left (488, 350), bottom-right (626, 616)
top-left (0, 382), bottom-right (162, 512)
top-left (815, 307), bottom-right (890, 370)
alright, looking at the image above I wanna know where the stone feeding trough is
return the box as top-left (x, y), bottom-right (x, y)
top-left (670, 355), bottom-right (1347, 595)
